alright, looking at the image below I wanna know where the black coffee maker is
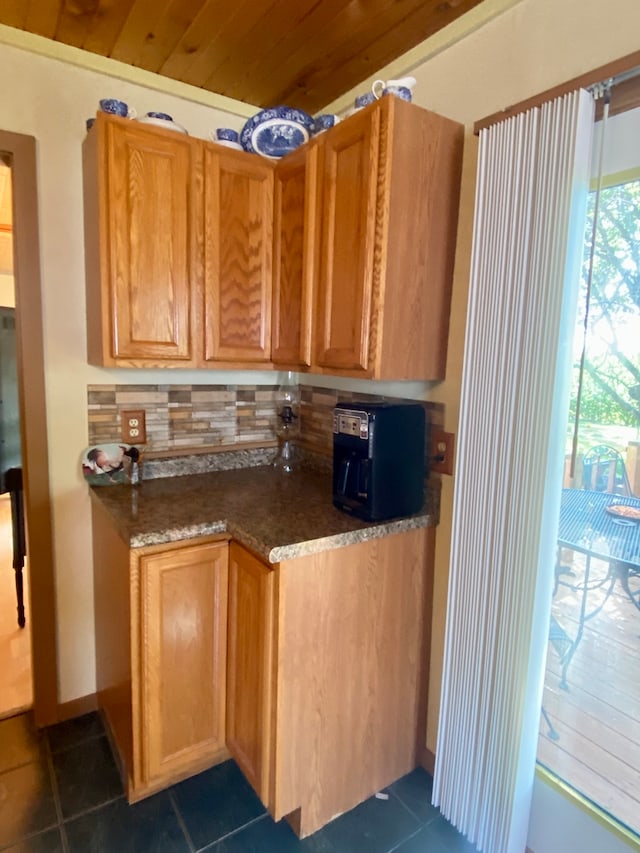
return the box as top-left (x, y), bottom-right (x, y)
top-left (332, 402), bottom-right (426, 522)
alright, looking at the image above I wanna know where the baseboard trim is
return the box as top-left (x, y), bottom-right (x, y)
top-left (57, 692), bottom-right (98, 722)
top-left (418, 746), bottom-right (436, 775)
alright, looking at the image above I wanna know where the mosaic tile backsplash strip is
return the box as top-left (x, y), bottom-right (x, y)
top-left (88, 385), bottom-right (279, 452)
top-left (87, 383), bottom-right (443, 458)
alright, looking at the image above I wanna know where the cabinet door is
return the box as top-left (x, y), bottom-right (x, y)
top-left (139, 541), bottom-right (228, 784)
top-left (203, 146), bottom-right (274, 363)
top-left (314, 107), bottom-right (381, 372)
top-left (226, 542), bottom-right (275, 803)
top-left (272, 144), bottom-right (320, 366)
top-left (100, 119), bottom-right (198, 364)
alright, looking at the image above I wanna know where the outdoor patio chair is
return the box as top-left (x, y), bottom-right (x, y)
top-left (541, 614), bottom-right (575, 741)
top-left (581, 444), bottom-right (631, 495)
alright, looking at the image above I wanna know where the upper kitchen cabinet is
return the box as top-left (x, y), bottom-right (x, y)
top-left (271, 143), bottom-right (321, 368)
top-left (83, 112), bottom-right (201, 367)
top-left (83, 100), bottom-right (462, 378)
top-left (314, 102), bottom-right (380, 373)
top-left (202, 146), bottom-right (274, 365)
top-left (83, 113), bottom-right (275, 369)
top-left (314, 96), bottom-right (463, 381)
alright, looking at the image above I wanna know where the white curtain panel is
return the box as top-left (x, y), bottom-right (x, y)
top-left (433, 89), bottom-right (594, 853)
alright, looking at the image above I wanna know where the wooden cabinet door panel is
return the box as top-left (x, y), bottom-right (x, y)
top-left (226, 542), bottom-right (274, 803)
top-left (139, 541), bottom-right (228, 784)
top-left (272, 144), bottom-right (320, 366)
top-left (273, 528), bottom-right (431, 837)
top-left (203, 147), bottom-right (274, 363)
top-left (315, 109), bottom-right (380, 372)
top-left (105, 121), bottom-right (196, 362)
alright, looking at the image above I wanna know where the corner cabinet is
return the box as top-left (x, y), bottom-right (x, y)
top-left (271, 143), bottom-right (320, 367)
top-left (83, 113), bottom-right (274, 368)
top-left (226, 542), bottom-right (275, 802)
top-left (91, 497), bottom-right (230, 800)
top-left (226, 528), bottom-right (434, 838)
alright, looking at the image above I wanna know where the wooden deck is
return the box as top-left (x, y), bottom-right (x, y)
top-left (538, 551), bottom-right (640, 838)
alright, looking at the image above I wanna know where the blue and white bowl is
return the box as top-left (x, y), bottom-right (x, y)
top-left (137, 114), bottom-right (188, 134)
top-left (216, 127), bottom-right (239, 143)
top-left (312, 113), bottom-right (340, 135)
top-left (381, 85), bottom-right (412, 102)
top-left (354, 92), bottom-right (376, 111)
top-left (241, 106), bottom-right (315, 159)
top-left (99, 98), bottom-right (135, 118)
top-left (210, 127), bottom-right (242, 150)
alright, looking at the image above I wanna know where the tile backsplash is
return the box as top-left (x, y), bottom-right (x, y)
top-left (88, 384), bottom-right (279, 451)
top-left (87, 383), bottom-right (443, 456)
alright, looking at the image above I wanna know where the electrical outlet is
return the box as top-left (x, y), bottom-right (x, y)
top-left (430, 428), bottom-right (455, 476)
top-left (121, 410), bottom-right (146, 445)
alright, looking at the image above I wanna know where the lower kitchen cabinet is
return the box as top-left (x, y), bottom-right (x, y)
top-left (227, 527), bottom-right (434, 838)
top-left (92, 493), bottom-right (433, 835)
top-left (138, 540), bottom-right (229, 784)
top-left (226, 542), bottom-right (275, 802)
top-left (92, 497), bottom-right (230, 800)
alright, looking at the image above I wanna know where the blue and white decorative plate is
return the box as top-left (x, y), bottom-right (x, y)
top-left (241, 106), bottom-right (314, 159)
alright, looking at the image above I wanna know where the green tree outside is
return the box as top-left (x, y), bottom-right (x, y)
top-left (568, 178), bottom-right (640, 452)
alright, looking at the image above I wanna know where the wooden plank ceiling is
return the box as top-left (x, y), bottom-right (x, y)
top-left (0, 0), bottom-right (485, 113)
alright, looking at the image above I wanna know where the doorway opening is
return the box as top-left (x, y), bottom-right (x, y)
top-left (0, 131), bottom-right (57, 727)
top-left (0, 162), bottom-right (31, 716)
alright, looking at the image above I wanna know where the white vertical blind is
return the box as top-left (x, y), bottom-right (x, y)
top-left (433, 89), bottom-right (595, 853)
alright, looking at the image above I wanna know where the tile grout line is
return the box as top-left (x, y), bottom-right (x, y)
top-left (386, 825), bottom-right (428, 853)
top-left (0, 827), bottom-right (57, 853)
top-left (60, 793), bottom-right (127, 824)
top-left (193, 813), bottom-right (269, 852)
top-left (43, 731), bottom-right (71, 853)
top-left (388, 786), bottom-right (440, 827)
top-left (46, 724), bottom-right (124, 847)
top-left (168, 788), bottom-right (197, 853)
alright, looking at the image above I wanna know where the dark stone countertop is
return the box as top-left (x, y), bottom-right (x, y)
top-left (90, 465), bottom-right (438, 563)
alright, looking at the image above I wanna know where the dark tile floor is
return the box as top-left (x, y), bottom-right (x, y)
top-left (0, 711), bottom-right (475, 852)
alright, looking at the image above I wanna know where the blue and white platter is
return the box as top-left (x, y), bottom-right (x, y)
top-left (241, 106), bottom-right (314, 159)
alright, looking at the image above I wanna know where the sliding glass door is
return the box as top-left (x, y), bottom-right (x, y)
top-left (537, 106), bottom-right (640, 841)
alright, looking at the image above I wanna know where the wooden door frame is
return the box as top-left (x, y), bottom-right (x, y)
top-left (1, 130), bottom-right (58, 726)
